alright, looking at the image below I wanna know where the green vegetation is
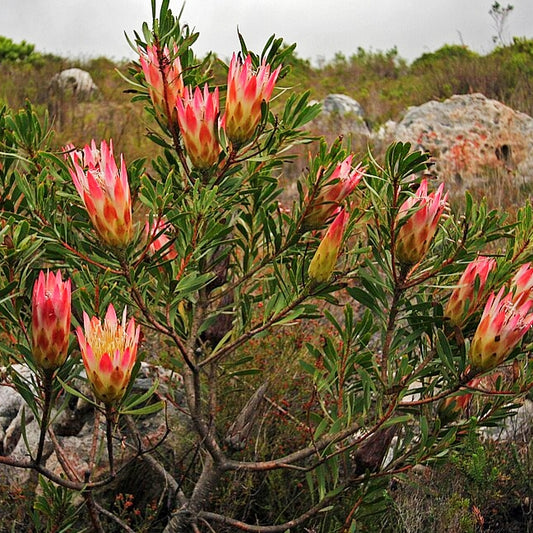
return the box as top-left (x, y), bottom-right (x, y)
top-left (1, 34), bottom-right (533, 163)
top-left (0, 19), bottom-right (532, 532)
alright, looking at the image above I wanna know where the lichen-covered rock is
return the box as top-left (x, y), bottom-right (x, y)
top-left (393, 93), bottom-right (533, 188)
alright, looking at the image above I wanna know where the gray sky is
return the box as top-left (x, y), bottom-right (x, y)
top-left (1, 1), bottom-right (532, 64)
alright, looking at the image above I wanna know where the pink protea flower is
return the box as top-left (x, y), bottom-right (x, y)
top-left (68, 140), bottom-right (133, 248)
top-left (224, 53), bottom-right (281, 145)
top-left (438, 377), bottom-right (481, 423)
top-left (444, 256), bottom-right (497, 326)
top-left (395, 180), bottom-right (448, 266)
top-left (76, 304), bottom-right (140, 405)
top-left (31, 271), bottom-right (71, 371)
top-left (145, 218), bottom-right (178, 261)
top-left (308, 209), bottom-right (349, 283)
top-left (176, 85), bottom-right (222, 169)
top-left (139, 43), bottom-right (184, 121)
top-left (510, 262), bottom-right (533, 304)
top-left (469, 286), bottom-right (533, 372)
top-left (303, 155), bottom-right (364, 230)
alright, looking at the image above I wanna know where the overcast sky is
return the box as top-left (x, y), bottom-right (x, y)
top-left (1, 0), bottom-right (532, 64)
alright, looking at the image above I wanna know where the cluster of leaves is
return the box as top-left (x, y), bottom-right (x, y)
top-left (0, 35), bottom-right (39, 63)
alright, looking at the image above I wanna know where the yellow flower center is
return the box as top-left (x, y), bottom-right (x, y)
top-left (86, 320), bottom-right (127, 358)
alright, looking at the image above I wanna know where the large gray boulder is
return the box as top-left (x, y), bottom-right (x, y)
top-left (49, 68), bottom-right (99, 99)
top-left (393, 93), bottom-right (533, 188)
top-left (48, 68), bottom-right (99, 128)
top-left (312, 93), bottom-right (370, 138)
top-left (323, 94), bottom-right (365, 118)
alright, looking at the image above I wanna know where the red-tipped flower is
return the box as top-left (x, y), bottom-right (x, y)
top-left (469, 286), bottom-right (533, 371)
top-left (444, 256), bottom-right (497, 326)
top-left (224, 53), bottom-right (281, 145)
top-left (145, 218), bottom-right (178, 262)
top-left (139, 43), bottom-right (184, 121)
top-left (76, 304), bottom-right (140, 405)
top-left (68, 140), bottom-right (133, 248)
top-left (395, 180), bottom-right (448, 266)
top-left (438, 377), bottom-right (481, 424)
top-left (308, 209), bottom-right (349, 283)
top-left (303, 155), bottom-right (364, 229)
top-left (176, 85), bottom-right (222, 169)
top-left (510, 262), bottom-right (533, 304)
top-left (31, 271), bottom-right (71, 371)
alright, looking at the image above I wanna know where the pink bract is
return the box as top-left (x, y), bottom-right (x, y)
top-left (444, 256), bottom-right (497, 326)
top-left (139, 43), bottom-right (184, 121)
top-left (32, 270), bottom-right (71, 371)
top-left (76, 304), bottom-right (140, 405)
top-left (67, 139), bottom-right (133, 248)
top-left (224, 54), bottom-right (281, 145)
top-left (470, 286), bottom-right (533, 371)
top-left (510, 262), bottom-right (533, 304)
top-left (303, 155), bottom-right (364, 230)
top-left (176, 85), bottom-right (223, 169)
top-left (395, 179), bottom-right (448, 266)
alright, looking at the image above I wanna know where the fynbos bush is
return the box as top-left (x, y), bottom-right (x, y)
top-left (0, 2), bottom-right (532, 531)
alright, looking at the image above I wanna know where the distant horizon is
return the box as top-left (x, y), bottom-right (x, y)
top-left (4, 31), bottom-right (530, 68)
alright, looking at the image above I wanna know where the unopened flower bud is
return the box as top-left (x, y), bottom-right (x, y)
top-left (32, 271), bottom-right (71, 371)
top-left (444, 256), bottom-right (496, 326)
top-left (224, 54), bottom-right (280, 145)
top-left (308, 209), bottom-right (349, 283)
top-left (303, 155), bottom-right (364, 230)
top-left (139, 43), bottom-right (184, 122)
top-left (176, 85), bottom-right (222, 169)
top-left (395, 180), bottom-right (448, 265)
top-left (469, 287), bottom-right (533, 371)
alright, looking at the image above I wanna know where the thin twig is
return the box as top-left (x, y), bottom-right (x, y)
top-left (35, 370), bottom-right (54, 465)
top-left (93, 500), bottom-right (136, 533)
top-left (105, 404), bottom-right (115, 477)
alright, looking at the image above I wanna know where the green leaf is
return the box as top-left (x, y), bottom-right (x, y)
top-left (121, 400), bottom-right (164, 416)
top-left (436, 328), bottom-right (459, 379)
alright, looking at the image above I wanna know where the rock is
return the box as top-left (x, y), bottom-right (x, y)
top-left (312, 93), bottom-right (370, 139)
top-left (393, 93), bottom-right (533, 189)
top-left (48, 68), bottom-right (99, 128)
top-left (323, 94), bottom-right (365, 118)
top-left (49, 68), bottom-right (99, 99)
top-left (375, 119), bottom-right (398, 142)
top-left (0, 362), bottom-right (186, 490)
top-left (481, 399), bottom-right (533, 443)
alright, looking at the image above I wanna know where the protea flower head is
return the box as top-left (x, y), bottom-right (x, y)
top-left (303, 155), bottom-right (364, 230)
top-left (308, 209), bottom-right (349, 283)
top-left (31, 271), bottom-right (71, 371)
top-left (224, 53), bottom-right (281, 145)
top-left (145, 218), bottom-right (178, 262)
top-left (510, 262), bottom-right (533, 304)
top-left (76, 304), bottom-right (140, 405)
top-left (438, 377), bottom-right (481, 424)
top-left (139, 43), bottom-right (184, 121)
top-left (68, 140), bottom-right (133, 248)
top-left (469, 286), bottom-right (533, 372)
top-left (176, 85), bottom-right (223, 169)
top-left (444, 256), bottom-right (497, 326)
top-left (395, 179), bottom-right (448, 266)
